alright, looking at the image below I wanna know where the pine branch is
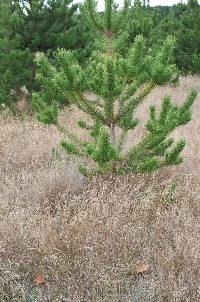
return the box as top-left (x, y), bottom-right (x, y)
top-left (125, 89), bottom-right (197, 172)
top-left (116, 81), bottom-right (155, 123)
top-left (75, 92), bottom-right (107, 124)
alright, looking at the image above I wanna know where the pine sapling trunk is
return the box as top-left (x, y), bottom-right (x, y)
top-left (105, 5), bottom-right (115, 148)
top-left (110, 122), bottom-right (116, 145)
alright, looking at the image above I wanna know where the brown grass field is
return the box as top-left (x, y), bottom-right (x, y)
top-left (0, 76), bottom-right (200, 301)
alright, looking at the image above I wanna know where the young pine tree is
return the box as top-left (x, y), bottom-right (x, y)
top-left (34, 0), bottom-right (197, 176)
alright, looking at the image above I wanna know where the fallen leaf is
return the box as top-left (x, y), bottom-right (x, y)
top-left (135, 264), bottom-right (149, 274)
top-left (35, 275), bottom-right (45, 285)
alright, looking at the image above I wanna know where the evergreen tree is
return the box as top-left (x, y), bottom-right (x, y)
top-left (188, 0), bottom-right (199, 9)
top-left (69, 9), bottom-right (96, 63)
top-left (179, 0), bottom-right (200, 73)
top-left (128, 0), bottom-right (153, 39)
top-left (34, 0), bottom-right (197, 176)
top-left (0, 0), bottom-right (32, 105)
top-left (101, 0), bottom-right (154, 57)
top-left (151, 1), bottom-right (200, 74)
top-left (0, 0), bottom-right (78, 106)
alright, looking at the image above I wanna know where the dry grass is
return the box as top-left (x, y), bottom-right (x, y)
top-left (0, 76), bottom-right (200, 301)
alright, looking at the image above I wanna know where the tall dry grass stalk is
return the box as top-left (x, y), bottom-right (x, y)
top-left (0, 76), bottom-right (200, 301)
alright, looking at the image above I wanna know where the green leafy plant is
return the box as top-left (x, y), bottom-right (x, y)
top-left (34, 0), bottom-right (197, 177)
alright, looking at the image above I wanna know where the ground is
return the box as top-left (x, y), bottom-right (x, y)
top-left (0, 76), bottom-right (200, 301)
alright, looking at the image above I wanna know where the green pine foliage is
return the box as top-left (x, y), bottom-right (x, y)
top-left (0, 0), bottom-right (200, 109)
top-left (188, 0), bottom-right (199, 9)
top-left (126, 90), bottom-right (197, 172)
top-left (151, 1), bottom-right (200, 74)
top-left (0, 0), bottom-right (32, 105)
top-left (70, 10), bottom-right (97, 63)
top-left (120, 0), bottom-right (153, 55)
top-left (0, 0), bottom-right (78, 106)
top-left (34, 0), bottom-right (197, 177)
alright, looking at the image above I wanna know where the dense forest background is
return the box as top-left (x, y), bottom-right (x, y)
top-left (0, 0), bottom-right (199, 106)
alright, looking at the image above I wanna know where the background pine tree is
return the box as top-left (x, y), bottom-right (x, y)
top-left (0, 0), bottom-right (32, 106)
top-left (151, 0), bottom-right (200, 74)
top-left (0, 0), bottom-right (78, 106)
